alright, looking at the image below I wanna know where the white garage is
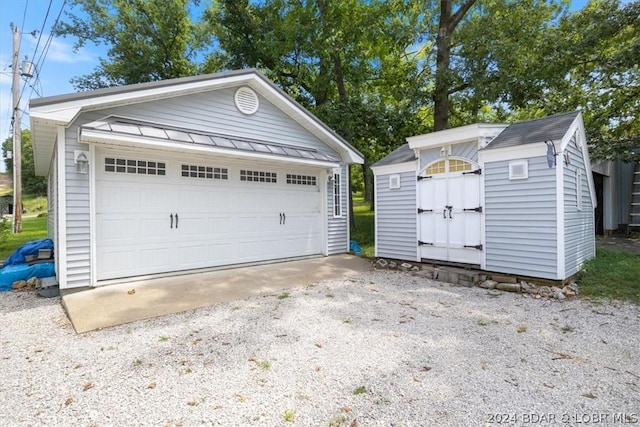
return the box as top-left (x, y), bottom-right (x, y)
top-left (30, 69), bottom-right (363, 291)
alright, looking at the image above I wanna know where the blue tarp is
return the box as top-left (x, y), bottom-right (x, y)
top-left (1, 238), bottom-right (54, 268)
top-left (0, 262), bottom-right (55, 291)
top-left (350, 239), bottom-right (363, 255)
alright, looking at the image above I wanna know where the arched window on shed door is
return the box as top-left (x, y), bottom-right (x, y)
top-left (422, 158), bottom-right (473, 176)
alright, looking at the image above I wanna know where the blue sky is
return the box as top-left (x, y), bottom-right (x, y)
top-left (0, 0), bottom-right (591, 173)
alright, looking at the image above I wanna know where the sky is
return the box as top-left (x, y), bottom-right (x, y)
top-left (0, 0), bottom-right (592, 173)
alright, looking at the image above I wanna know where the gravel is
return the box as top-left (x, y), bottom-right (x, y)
top-left (1, 270), bottom-right (639, 426)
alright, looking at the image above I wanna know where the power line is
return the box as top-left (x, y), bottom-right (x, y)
top-left (20, 0), bottom-right (29, 34)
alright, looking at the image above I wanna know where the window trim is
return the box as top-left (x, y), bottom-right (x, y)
top-left (333, 169), bottom-right (342, 218)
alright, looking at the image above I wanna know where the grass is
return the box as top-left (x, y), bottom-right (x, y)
top-left (576, 248), bottom-right (640, 304)
top-left (0, 215), bottom-right (48, 260)
top-left (350, 192), bottom-right (374, 257)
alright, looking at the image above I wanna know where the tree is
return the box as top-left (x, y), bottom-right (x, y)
top-left (207, 0), bottom-right (429, 209)
top-left (535, 0), bottom-right (640, 161)
top-left (419, 0), bottom-right (569, 130)
top-left (54, 0), bottom-right (212, 90)
top-left (2, 130), bottom-right (47, 196)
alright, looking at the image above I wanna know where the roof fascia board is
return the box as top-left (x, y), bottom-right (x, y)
top-left (479, 141), bottom-right (549, 163)
top-left (80, 129), bottom-right (341, 169)
top-left (370, 161), bottom-right (415, 175)
top-left (407, 124), bottom-right (508, 150)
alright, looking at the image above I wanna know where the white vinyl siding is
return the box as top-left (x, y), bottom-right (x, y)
top-left (327, 164), bottom-right (348, 255)
top-left (101, 87), bottom-right (340, 159)
top-left (563, 135), bottom-right (595, 276)
top-left (484, 156), bottom-right (558, 279)
top-left (375, 171), bottom-right (417, 261)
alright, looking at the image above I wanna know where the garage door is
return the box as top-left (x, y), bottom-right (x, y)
top-left (95, 149), bottom-right (323, 281)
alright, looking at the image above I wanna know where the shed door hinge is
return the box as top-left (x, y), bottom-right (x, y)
top-left (418, 240), bottom-right (433, 246)
top-left (463, 168), bottom-right (482, 175)
top-left (417, 175), bottom-right (432, 181)
top-left (463, 206), bottom-right (483, 213)
top-left (417, 208), bottom-right (433, 213)
top-left (463, 244), bottom-right (483, 250)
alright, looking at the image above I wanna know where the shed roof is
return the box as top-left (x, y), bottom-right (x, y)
top-left (371, 144), bottom-right (415, 168)
top-left (484, 111), bottom-right (580, 150)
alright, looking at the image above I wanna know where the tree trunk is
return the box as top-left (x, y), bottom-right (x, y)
top-left (434, 0), bottom-right (452, 131)
top-left (433, 0), bottom-right (477, 131)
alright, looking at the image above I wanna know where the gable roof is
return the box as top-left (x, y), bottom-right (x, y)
top-left (484, 111), bottom-right (580, 150)
top-left (29, 68), bottom-right (364, 175)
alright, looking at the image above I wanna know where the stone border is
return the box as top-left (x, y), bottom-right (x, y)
top-left (373, 258), bottom-right (579, 300)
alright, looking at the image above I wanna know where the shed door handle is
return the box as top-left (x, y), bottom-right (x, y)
top-left (448, 207), bottom-right (453, 219)
top-left (443, 209), bottom-right (447, 219)
top-left (170, 213), bottom-right (173, 229)
top-left (282, 212), bottom-right (286, 225)
top-left (175, 213), bottom-right (179, 229)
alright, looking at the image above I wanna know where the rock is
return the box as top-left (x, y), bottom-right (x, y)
top-left (26, 277), bottom-right (39, 287)
top-left (478, 274), bottom-right (488, 282)
top-left (538, 286), bottom-right (553, 298)
top-left (562, 286), bottom-right (577, 297)
top-left (520, 282), bottom-right (538, 294)
top-left (552, 287), bottom-right (566, 300)
top-left (374, 258), bottom-right (389, 269)
top-left (478, 280), bottom-right (497, 289)
top-left (388, 261), bottom-right (398, 269)
top-left (12, 280), bottom-right (27, 290)
top-left (410, 266), bottom-right (420, 272)
top-left (566, 282), bottom-right (579, 295)
top-left (490, 275), bottom-right (518, 284)
top-left (400, 262), bottom-right (413, 271)
top-left (459, 279), bottom-right (472, 287)
top-left (496, 282), bottom-right (521, 293)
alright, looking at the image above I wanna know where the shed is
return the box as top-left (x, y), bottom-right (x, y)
top-left (30, 69), bottom-right (364, 291)
top-left (371, 112), bottom-right (596, 281)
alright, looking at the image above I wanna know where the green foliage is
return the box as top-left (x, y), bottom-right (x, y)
top-left (2, 130), bottom-right (47, 196)
top-left (55, 0), bottom-right (213, 90)
top-left (350, 193), bottom-right (374, 258)
top-left (576, 248), bottom-right (640, 304)
top-left (0, 215), bottom-right (48, 260)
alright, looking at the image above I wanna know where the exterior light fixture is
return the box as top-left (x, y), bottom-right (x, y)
top-left (74, 150), bottom-right (89, 174)
top-left (440, 146), bottom-right (451, 157)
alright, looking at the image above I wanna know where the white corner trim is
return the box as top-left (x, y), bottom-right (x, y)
top-left (89, 143), bottom-right (97, 286)
top-left (556, 153), bottom-right (566, 280)
top-left (56, 127), bottom-right (67, 288)
top-left (374, 174), bottom-right (379, 258)
top-left (345, 165), bottom-right (351, 253)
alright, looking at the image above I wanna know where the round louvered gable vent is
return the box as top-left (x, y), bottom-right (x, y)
top-left (234, 87), bottom-right (259, 115)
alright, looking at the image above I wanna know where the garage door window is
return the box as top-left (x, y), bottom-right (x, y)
top-left (240, 169), bottom-right (277, 183)
top-left (105, 157), bottom-right (165, 175)
top-left (286, 174), bottom-right (316, 186)
top-left (181, 164), bottom-right (228, 180)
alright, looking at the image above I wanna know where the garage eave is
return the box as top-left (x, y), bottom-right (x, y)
top-left (80, 129), bottom-right (341, 169)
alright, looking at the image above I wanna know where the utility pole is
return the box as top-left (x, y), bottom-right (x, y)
top-left (11, 23), bottom-right (22, 233)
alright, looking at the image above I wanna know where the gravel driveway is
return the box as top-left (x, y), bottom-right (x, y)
top-left (1, 270), bottom-right (639, 426)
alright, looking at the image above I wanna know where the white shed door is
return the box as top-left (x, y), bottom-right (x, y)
top-left (95, 150), bottom-right (323, 281)
top-left (418, 158), bottom-right (482, 265)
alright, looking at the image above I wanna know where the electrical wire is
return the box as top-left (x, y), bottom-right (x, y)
top-left (21, 0), bottom-right (68, 107)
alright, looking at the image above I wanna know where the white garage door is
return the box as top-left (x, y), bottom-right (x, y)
top-left (95, 148), bottom-right (323, 281)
